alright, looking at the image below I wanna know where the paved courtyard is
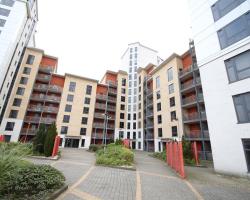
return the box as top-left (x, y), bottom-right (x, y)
top-left (30, 149), bottom-right (250, 200)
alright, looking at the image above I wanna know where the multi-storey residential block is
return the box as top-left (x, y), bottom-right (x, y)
top-left (0, 47), bottom-right (63, 142)
top-left (121, 42), bottom-right (161, 150)
top-left (57, 74), bottom-right (97, 148)
top-left (188, 0), bottom-right (250, 175)
top-left (0, 0), bottom-right (38, 125)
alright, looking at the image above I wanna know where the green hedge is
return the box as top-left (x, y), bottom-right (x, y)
top-left (151, 151), bottom-right (166, 161)
top-left (89, 144), bottom-right (105, 152)
top-left (96, 144), bottom-right (134, 166)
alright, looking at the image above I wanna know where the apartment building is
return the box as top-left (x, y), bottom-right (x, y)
top-left (0, 47), bottom-right (62, 142)
top-left (0, 0), bottom-right (38, 125)
top-left (121, 42), bottom-right (161, 150)
top-left (188, 0), bottom-right (250, 175)
top-left (57, 74), bottom-right (97, 149)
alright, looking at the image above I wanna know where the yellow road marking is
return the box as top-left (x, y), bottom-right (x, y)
top-left (72, 188), bottom-right (101, 200)
top-left (136, 171), bottom-right (142, 200)
top-left (184, 180), bottom-right (204, 200)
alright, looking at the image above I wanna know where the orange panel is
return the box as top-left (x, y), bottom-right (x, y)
top-left (189, 124), bottom-right (200, 131)
top-left (187, 107), bottom-right (197, 114)
top-left (41, 56), bottom-right (58, 67)
top-left (96, 85), bottom-right (107, 95)
top-left (182, 53), bottom-right (192, 69)
top-left (106, 73), bottom-right (117, 82)
top-left (50, 75), bottom-right (65, 87)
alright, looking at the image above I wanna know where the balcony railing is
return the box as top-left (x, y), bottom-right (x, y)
top-left (146, 111), bottom-right (153, 117)
top-left (145, 134), bottom-right (154, 140)
top-left (181, 77), bottom-right (201, 90)
top-left (96, 94), bottom-right (116, 102)
top-left (39, 66), bottom-right (54, 73)
top-left (183, 112), bottom-right (199, 121)
top-left (30, 94), bottom-right (61, 102)
top-left (185, 130), bottom-right (209, 139)
top-left (36, 74), bottom-right (51, 82)
top-left (92, 133), bottom-right (113, 139)
top-left (21, 128), bottom-right (37, 135)
top-left (182, 95), bottom-right (196, 105)
top-left (107, 80), bottom-right (117, 87)
top-left (93, 123), bottom-right (114, 129)
top-left (27, 105), bottom-right (43, 112)
top-left (40, 117), bottom-right (56, 124)
top-left (201, 111), bottom-right (207, 120)
top-left (108, 88), bottom-right (117, 94)
top-left (34, 84), bottom-right (48, 91)
top-left (43, 106), bottom-right (59, 113)
top-left (179, 64), bottom-right (198, 77)
top-left (48, 85), bottom-right (63, 93)
top-left (46, 95), bottom-right (61, 102)
top-left (24, 116), bottom-right (40, 123)
top-left (198, 151), bottom-right (213, 161)
top-left (146, 122), bottom-right (154, 128)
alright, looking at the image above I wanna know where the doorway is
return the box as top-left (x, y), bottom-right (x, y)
top-left (132, 141), bottom-right (136, 149)
top-left (65, 138), bottom-right (79, 148)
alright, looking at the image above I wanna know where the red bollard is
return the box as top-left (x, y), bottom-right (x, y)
top-left (0, 135), bottom-right (4, 142)
top-left (52, 136), bottom-right (60, 157)
top-left (193, 141), bottom-right (199, 166)
top-left (178, 142), bottom-right (186, 178)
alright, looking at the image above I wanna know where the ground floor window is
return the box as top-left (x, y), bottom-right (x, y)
top-left (242, 139), bottom-right (250, 172)
top-left (158, 142), bottom-right (161, 152)
top-left (138, 142), bottom-right (141, 149)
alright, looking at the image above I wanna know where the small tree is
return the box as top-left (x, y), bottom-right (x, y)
top-left (44, 123), bottom-right (57, 157)
top-left (33, 124), bottom-right (46, 154)
top-left (182, 137), bottom-right (193, 161)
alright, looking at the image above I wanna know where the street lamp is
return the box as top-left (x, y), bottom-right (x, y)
top-left (102, 113), bottom-right (111, 149)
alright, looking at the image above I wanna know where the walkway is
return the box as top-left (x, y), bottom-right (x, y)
top-left (30, 149), bottom-right (250, 200)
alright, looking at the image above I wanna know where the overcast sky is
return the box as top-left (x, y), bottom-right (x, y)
top-left (36, 0), bottom-right (192, 80)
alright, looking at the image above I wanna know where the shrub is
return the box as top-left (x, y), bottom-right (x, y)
top-left (44, 123), bottom-right (57, 157)
top-left (182, 138), bottom-right (195, 165)
top-left (89, 144), bottom-right (104, 152)
top-left (115, 139), bottom-right (123, 145)
top-left (33, 124), bottom-right (47, 154)
top-left (96, 144), bottom-right (134, 166)
top-left (152, 151), bottom-right (166, 161)
top-left (0, 164), bottom-right (65, 199)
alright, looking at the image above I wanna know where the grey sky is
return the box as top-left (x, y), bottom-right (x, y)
top-left (36, 0), bottom-right (191, 80)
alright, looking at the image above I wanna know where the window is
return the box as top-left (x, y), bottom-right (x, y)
top-left (80, 128), bottom-right (87, 135)
top-left (156, 76), bottom-right (160, 89)
top-left (133, 104), bottom-right (136, 112)
top-left (211, 0), bottom-right (246, 21)
top-left (139, 86), bottom-right (141, 93)
top-left (0, 18), bottom-right (6, 27)
top-left (134, 88), bottom-right (137, 95)
top-left (13, 98), bottom-right (21, 107)
top-left (65, 104), bottom-right (72, 112)
top-left (84, 97), bottom-right (90, 104)
top-left (128, 105), bottom-right (131, 111)
top-left (133, 113), bottom-right (136, 120)
top-left (83, 107), bottom-right (89, 114)
top-left (233, 92), bottom-right (250, 123)
top-left (167, 68), bottom-right (173, 81)
top-left (128, 97), bottom-right (131, 103)
top-left (0, 7), bottom-right (10, 16)
top-left (20, 77), bottom-right (28, 85)
top-left (133, 122), bottom-right (136, 129)
top-left (133, 96), bottom-right (137, 103)
top-left (129, 74), bottom-right (132, 80)
top-left (82, 117), bottom-right (88, 124)
top-left (120, 104), bottom-right (125, 110)
top-left (120, 122), bottom-right (124, 128)
top-left (16, 87), bottom-right (25, 95)
top-left (129, 61), bottom-right (132, 66)
top-left (242, 139), bottom-right (250, 172)
top-left (138, 103), bottom-right (141, 110)
top-left (134, 81), bottom-right (137, 87)
top-left (138, 121), bottom-right (141, 128)
top-left (157, 91), bottom-right (161, 99)
top-left (139, 95), bottom-right (141, 101)
top-left (81, 139), bottom-right (85, 147)
top-left (9, 110), bottom-right (18, 118)
top-left (134, 74), bottom-right (137, 79)
top-left (129, 67), bottom-right (132, 73)
top-left (139, 76), bottom-right (141, 84)
top-left (61, 126), bottom-right (68, 134)
top-left (138, 142), bottom-right (141, 149)
top-left (119, 131), bottom-right (124, 139)
top-left (122, 78), bottom-right (126, 86)
top-left (127, 122), bottom-right (130, 129)
top-left (157, 103), bottom-right (161, 111)
top-left (133, 132), bottom-right (136, 139)
top-left (129, 89), bottom-right (132, 95)
top-left (67, 94), bottom-right (74, 102)
top-left (86, 85), bottom-right (92, 95)
top-left (127, 132), bottom-right (130, 139)
top-left (128, 114), bottom-right (131, 120)
top-left (121, 96), bottom-right (125, 102)
top-left (170, 97), bottom-right (175, 107)
top-left (0, 0), bottom-right (15, 7)
top-left (172, 126), bottom-right (178, 137)
top-left (122, 88), bottom-right (126, 94)
top-left (225, 50), bottom-right (250, 83)
top-left (63, 115), bottom-right (70, 123)
top-left (158, 128), bottom-right (163, 137)
top-left (26, 55), bottom-right (35, 65)
top-left (169, 84), bottom-right (174, 94)
top-left (217, 12), bottom-right (250, 49)
top-left (138, 112), bottom-right (141, 119)
top-left (157, 115), bottom-right (162, 124)
top-left (120, 113), bottom-right (124, 119)
top-left (171, 111), bottom-right (176, 121)
top-left (129, 81), bottom-right (132, 87)
top-left (69, 82), bottom-right (76, 92)
top-left (135, 47), bottom-right (137, 52)
top-left (23, 67), bottom-right (31, 75)
top-left (138, 131), bottom-right (141, 139)
top-left (5, 122), bottom-right (15, 131)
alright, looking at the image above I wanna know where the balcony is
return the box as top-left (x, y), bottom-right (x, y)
top-left (183, 112), bottom-right (199, 122)
top-left (93, 123), bottom-right (114, 129)
top-left (180, 77), bottom-right (201, 91)
top-left (92, 133), bottom-right (113, 139)
top-left (201, 111), bottom-right (207, 120)
top-left (30, 94), bottom-right (45, 101)
top-left (36, 74), bottom-right (51, 82)
top-left (34, 84), bottom-right (48, 92)
top-left (46, 95), bottom-right (61, 102)
top-left (48, 85), bottom-right (63, 93)
top-left (106, 80), bottom-right (117, 87)
top-left (24, 116), bottom-right (40, 123)
top-left (145, 134), bottom-right (154, 140)
top-left (182, 95), bottom-right (196, 106)
top-left (27, 105), bottom-right (43, 112)
top-left (146, 122), bottom-right (154, 129)
top-left (185, 130), bottom-right (210, 140)
top-left (21, 128), bottom-right (37, 136)
top-left (179, 64), bottom-right (198, 77)
top-left (39, 66), bottom-right (54, 74)
top-left (40, 117), bottom-right (56, 124)
top-left (43, 106), bottom-right (59, 113)
top-left (198, 151), bottom-right (213, 161)
top-left (146, 111), bottom-right (153, 117)
top-left (30, 94), bottom-right (61, 103)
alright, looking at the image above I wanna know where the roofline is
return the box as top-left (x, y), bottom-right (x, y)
top-left (65, 73), bottom-right (98, 83)
top-left (151, 53), bottom-right (181, 75)
top-left (26, 47), bottom-right (44, 54)
top-left (52, 74), bottom-right (65, 78)
top-left (137, 63), bottom-right (156, 74)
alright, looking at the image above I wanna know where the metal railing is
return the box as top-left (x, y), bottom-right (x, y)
top-left (36, 74), bottom-right (50, 82)
top-left (108, 88), bottom-right (117, 94)
top-left (34, 84), bottom-right (48, 91)
top-left (182, 95), bottom-right (196, 105)
top-left (183, 112), bottom-right (199, 121)
top-left (179, 64), bottom-right (198, 77)
top-left (39, 66), bottom-right (54, 73)
top-left (145, 134), bottom-right (154, 140)
top-left (48, 85), bottom-right (63, 93)
top-left (21, 128), bottom-right (37, 135)
top-left (93, 123), bottom-right (114, 129)
top-left (40, 117), bottom-right (56, 124)
top-left (30, 94), bottom-right (61, 102)
top-left (181, 77), bottom-right (201, 90)
top-left (43, 106), bottom-right (59, 113)
top-left (198, 151), bottom-right (213, 161)
top-left (27, 105), bottom-right (43, 112)
top-left (24, 116), bottom-right (40, 123)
